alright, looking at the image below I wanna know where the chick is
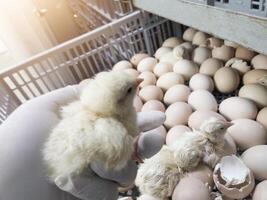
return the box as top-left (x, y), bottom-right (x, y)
top-left (43, 71), bottom-right (140, 181)
top-left (172, 117), bottom-right (233, 169)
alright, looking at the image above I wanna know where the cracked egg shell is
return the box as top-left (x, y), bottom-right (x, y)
top-left (113, 60), bottom-right (133, 70)
top-left (166, 125), bottom-right (191, 146)
top-left (163, 84), bottom-right (191, 105)
top-left (205, 37), bottom-right (223, 49)
top-left (200, 58), bottom-right (223, 77)
top-left (173, 45), bottom-right (190, 60)
top-left (235, 46), bottom-right (256, 61)
top-left (192, 47), bottom-right (212, 65)
top-left (189, 73), bottom-right (214, 92)
top-left (252, 180), bottom-right (267, 200)
top-left (243, 69), bottom-right (267, 85)
top-left (188, 90), bottom-right (218, 111)
top-left (154, 47), bottom-right (172, 60)
top-left (137, 57), bottom-right (157, 72)
top-left (251, 54), bottom-right (267, 70)
top-left (212, 45), bottom-right (235, 62)
top-left (192, 31), bottom-right (209, 46)
top-left (183, 27), bottom-right (198, 42)
top-left (213, 155), bottom-right (255, 199)
top-left (173, 59), bottom-right (199, 81)
top-left (138, 71), bottom-right (157, 88)
top-left (153, 62), bottom-right (173, 77)
top-left (130, 53), bottom-right (149, 66)
top-left (162, 37), bottom-right (183, 48)
top-left (156, 72), bottom-right (184, 92)
top-left (142, 100), bottom-right (165, 112)
top-left (139, 85), bottom-right (163, 102)
top-left (225, 58), bottom-right (251, 75)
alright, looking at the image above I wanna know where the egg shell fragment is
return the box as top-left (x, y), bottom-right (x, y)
top-left (164, 84), bottom-right (191, 105)
top-left (188, 90), bottom-right (218, 111)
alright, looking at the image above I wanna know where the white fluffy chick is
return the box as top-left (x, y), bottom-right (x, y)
top-left (43, 71), bottom-right (140, 181)
top-left (172, 117), bottom-right (233, 169)
top-left (135, 145), bottom-right (181, 200)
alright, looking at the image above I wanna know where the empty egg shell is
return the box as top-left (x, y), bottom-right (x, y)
top-left (173, 59), bottom-right (199, 81)
top-left (227, 119), bottom-right (267, 150)
top-left (200, 58), bottom-right (223, 77)
top-left (205, 37), bottom-right (223, 49)
top-left (192, 31), bottom-right (209, 46)
top-left (139, 85), bottom-right (163, 102)
top-left (225, 58), bottom-right (251, 75)
top-left (188, 90), bottom-right (218, 111)
top-left (154, 47), bottom-right (172, 60)
top-left (189, 73), bottom-right (214, 92)
top-left (138, 71), bottom-right (157, 88)
top-left (213, 155), bottom-right (255, 199)
top-left (123, 68), bottom-right (139, 79)
top-left (142, 100), bottom-right (165, 112)
top-left (113, 60), bottom-right (133, 70)
top-left (212, 45), bottom-right (235, 62)
top-left (164, 84), bottom-right (191, 105)
top-left (166, 125), bottom-right (191, 146)
top-left (156, 72), bottom-right (184, 92)
top-left (164, 102), bottom-right (192, 129)
top-left (183, 27), bottom-right (198, 42)
top-left (192, 47), bottom-right (212, 65)
top-left (130, 53), bottom-right (149, 66)
top-left (172, 177), bottom-right (211, 200)
top-left (243, 69), bottom-right (267, 85)
top-left (219, 97), bottom-right (258, 120)
top-left (241, 145), bottom-right (267, 181)
top-left (153, 62), bottom-right (173, 77)
top-left (256, 107), bottom-right (267, 130)
top-left (235, 46), bottom-right (256, 61)
top-left (252, 180), bottom-right (267, 200)
top-left (137, 57), bottom-right (157, 72)
top-left (251, 54), bottom-right (267, 70)
top-left (133, 95), bottom-right (143, 112)
top-left (162, 37), bottom-right (183, 48)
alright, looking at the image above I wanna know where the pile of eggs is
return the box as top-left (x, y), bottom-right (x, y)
top-left (113, 27), bottom-right (267, 200)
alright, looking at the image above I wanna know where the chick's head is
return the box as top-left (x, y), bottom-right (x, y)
top-left (80, 70), bottom-right (140, 116)
top-left (200, 117), bottom-right (233, 144)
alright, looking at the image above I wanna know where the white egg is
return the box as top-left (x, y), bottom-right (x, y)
top-left (188, 90), bottom-right (218, 111)
top-left (173, 59), bottom-right (199, 81)
top-left (199, 58), bottom-right (223, 77)
top-left (153, 62), bottom-right (173, 77)
top-left (139, 85), bottom-right (163, 102)
top-left (192, 47), bottom-right (212, 65)
top-left (113, 60), bottom-right (133, 70)
top-left (189, 73), bottom-right (214, 92)
top-left (164, 84), bottom-right (191, 105)
top-left (142, 100), bottom-right (165, 112)
top-left (156, 72), bottom-right (184, 92)
top-left (166, 125), bottom-right (191, 146)
top-left (130, 53), bottom-right (149, 66)
top-left (162, 37), bottom-right (183, 48)
top-left (192, 31), bottom-right (209, 46)
top-left (183, 27), bottom-right (197, 42)
top-left (137, 57), bottom-right (157, 72)
top-left (154, 47), bottom-right (172, 59)
top-left (138, 71), bottom-right (157, 88)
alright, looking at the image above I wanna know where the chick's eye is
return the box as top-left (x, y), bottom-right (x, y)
top-left (127, 87), bottom-right (132, 94)
top-left (220, 127), bottom-right (224, 130)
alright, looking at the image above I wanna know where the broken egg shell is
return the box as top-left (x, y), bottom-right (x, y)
top-left (166, 125), bottom-right (191, 146)
top-left (162, 37), bottom-right (183, 48)
top-left (212, 45), bottom-right (235, 62)
top-left (153, 62), bottom-right (173, 77)
top-left (235, 46), bottom-right (256, 61)
top-left (189, 73), bottom-right (214, 92)
top-left (205, 37), bottom-right (223, 49)
top-left (173, 45), bottom-right (190, 60)
top-left (192, 47), bottom-right (212, 65)
top-left (252, 180), bottom-right (267, 200)
top-left (156, 72), bottom-right (184, 92)
top-left (133, 95), bottom-right (143, 112)
top-left (130, 53), bottom-right (149, 66)
top-left (172, 177), bottom-right (211, 200)
top-left (243, 69), bottom-right (267, 85)
top-left (142, 100), bottom-right (165, 112)
top-left (138, 71), bottom-right (157, 88)
top-left (213, 155), bottom-right (255, 199)
top-left (137, 57), bottom-right (158, 72)
top-left (225, 58), bottom-right (251, 75)
top-left (154, 47), bottom-right (172, 60)
top-left (163, 84), bottom-right (191, 105)
top-left (173, 59), bottom-right (199, 81)
top-left (113, 60), bottom-right (133, 70)
top-left (123, 68), bottom-right (139, 79)
top-left (183, 27), bottom-right (198, 42)
top-left (256, 107), bottom-right (267, 130)
top-left (200, 58), bottom-right (223, 77)
top-left (251, 54), bottom-right (267, 70)
top-left (139, 85), bottom-right (164, 102)
top-left (192, 31), bottom-right (210, 46)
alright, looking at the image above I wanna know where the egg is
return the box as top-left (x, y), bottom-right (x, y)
top-left (252, 180), bottom-right (267, 200)
top-left (163, 84), bottom-right (191, 105)
top-left (142, 100), bottom-right (165, 112)
top-left (242, 145), bottom-right (267, 180)
top-left (227, 119), bottom-right (267, 150)
top-left (172, 177), bottom-right (211, 200)
top-left (159, 52), bottom-right (179, 66)
top-left (189, 73), bottom-right (214, 92)
top-left (257, 107), bottom-right (267, 130)
top-left (156, 72), bottom-right (184, 92)
top-left (186, 164), bottom-right (214, 189)
top-left (123, 68), bottom-right (139, 79)
top-left (183, 27), bottom-right (197, 42)
top-left (239, 83), bottom-right (267, 108)
top-left (188, 90), bottom-right (218, 111)
top-left (173, 59), bottom-right (199, 80)
top-left (199, 58), bottom-right (223, 77)
top-left (137, 194), bottom-right (160, 200)
top-left (192, 47), bottom-right (212, 65)
top-left (188, 110), bottom-right (225, 129)
top-left (139, 85), bottom-right (163, 102)
top-left (113, 60), bottom-right (133, 70)
top-left (219, 97), bottom-right (258, 120)
top-left (180, 42), bottom-right (194, 52)
top-left (164, 102), bottom-right (192, 128)
top-left (166, 125), bottom-right (191, 146)
top-left (225, 58), bottom-right (251, 75)
top-left (235, 46), bottom-right (256, 61)
top-left (223, 133), bottom-right (237, 156)
top-left (155, 126), bottom-right (167, 139)
top-left (251, 54), bottom-right (267, 70)
top-left (138, 71), bottom-right (157, 88)
top-left (224, 40), bottom-right (239, 48)
top-left (133, 95), bottom-right (143, 112)
top-left (154, 47), bottom-right (172, 59)
top-left (214, 67), bottom-right (240, 94)
top-left (130, 53), bottom-right (149, 66)
top-left (173, 45), bottom-right (190, 60)
top-left (205, 37), bottom-right (223, 49)
top-left (137, 57), bottom-right (157, 72)
top-left (192, 31), bottom-right (209, 46)
top-left (162, 37), bottom-right (183, 48)
top-left (153, 62), bottom-right (173, 77)
top-left (243, 69), bottom-right (267, 85)
top-left (212, 45), bottom-right (235, 62)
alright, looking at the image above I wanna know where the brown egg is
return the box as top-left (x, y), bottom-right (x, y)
top-left (188, 90), bottom-right (218, 111)
top-left (212, 45), bottom-right (235, 62)
top-left (137, 57), bottom-right (157, 72)
top-left (156, 72), bottom-right (184, 92)
top-left (189, 73), bottom-right (214, 92)
top-left (166, 125), bottom-right (191, 146)
top-left (164, 84), bottom-right (191, 105)
top-left (252, 180), bottom-right (267, 200)
top-left (139, 85), bottom-right (163, 102)
top-left (153, 62), bottom-right (173, 77)
top-left (239, 83), bottom-right (267, 108)
top-left (172, 177), bottom-right (211, 200)
top-left (154, 47), bottom-right (172, 59)
top-left (192, 47), bottom-right (212, 65)
top-left (188, 110), bottom-right (226, 130)
top-left (257, 107), bottom-right (267, 130)
top-left (162, 37), bottom-right (183, 48)
top-left (192, 31), bottom-right (209, 46)
top-left (164, 102), bottom-right (192, 129)
top-left (214, 67), bottom-right (240, 94)
top-left (199, 58), bottom-right (223, 77)
top-left (173, 59), bottom-right (199, 80)
top-left (242, 145), bottom-right (267, 180)
top-left (138, 71), bottom-right (157, 88)
top-left (133, 95), bottom-right (143, 112)
top-left (123, 68), bottom-right (139, 79)
top-left (130, 53), bottom-right (149, 66)
top-left (251, 54), bottom-right (267, 70)
top-left (113, 60), bottom-right (133, 70)
top-left (225, 58), bottom-right (251, 75)
top-left (243, 69), bottom-right (267, 85)
top-left (235, 46), bottom-right (256, 61)
top-left (142, 100), bottom-right (165, 112)
top-left (227, 119), bottom-right (267, 150)
top-left (183, 27), bottom-right (197, 42)
top-left (205, 37), bottom-right (223, 49)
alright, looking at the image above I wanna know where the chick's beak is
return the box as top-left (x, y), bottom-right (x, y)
top-left (225, 122), bottom-right (234, 128)
top-left (136, 78), bottom-right (144, 86)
